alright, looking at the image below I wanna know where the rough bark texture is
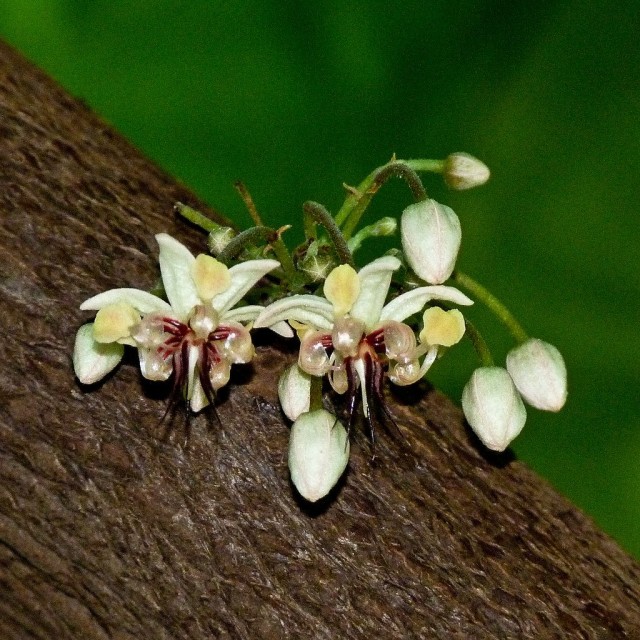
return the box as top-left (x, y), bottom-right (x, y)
top-left (0, 40), bottom-right (639, 639)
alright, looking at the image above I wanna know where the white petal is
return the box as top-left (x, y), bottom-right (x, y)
top-left (253, 295), bottom-right (334, 331)
top-left (211, 259), bottom-right (280, 314)
top-left (222, 305), bottom-right (264, 324)
top-left (380, 285), bottom-right (473, 323)
top-left (80, 288), bottom-right (172, 315)
top-left (156, 233), bottom-right (199, 321)
top-left (350, 256), bottom-right (400, 329)
top-left (231, 308), bottom-right (294, 336)
top-left (73, 323), bottom-right (124, 384)
top-left (269, 321), bottom-right (295, 338)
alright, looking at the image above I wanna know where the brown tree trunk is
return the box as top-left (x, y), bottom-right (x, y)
top-left (0, 40), bottom-right (638, 639)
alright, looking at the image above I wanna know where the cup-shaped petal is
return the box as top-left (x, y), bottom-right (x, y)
top-left (462, 367), bottom-right (527, 452)
top-left (299, 330), bottom-right (332, 376)
top-left (401, 199), bottom-right (461, 284)
top-left (288, 409), bottom-right (350, 502)
top-left (278, 364), bottom-right (312, 421)
top-left (506, 339), bottom-right (567, 411)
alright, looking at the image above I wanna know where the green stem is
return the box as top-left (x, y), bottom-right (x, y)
top-left (405, 158), bottom-right (446, 174)
top-left (453, 271), bottom-right (529, 344)
top-left (303, 209), bottom-right (317, 240)
top-left (216, 225), bottom-right (297, 283)
top-left (335, 160), bottom-right (428, 240)
top-left (303, 201), bottom-right (354, 267)
top-left (234, 181), bottom-right (264, 227)
top-left (463, 318), bottom-right (494, 367)
top-left (309, 376), bottom-right (324, 412)
top-left (174, 202), bottom-right (235, 233)
top-left (271, 235), bottom-right (297, 283)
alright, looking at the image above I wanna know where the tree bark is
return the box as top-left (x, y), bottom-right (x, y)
top-left (0, 40), bottom-right (638, 639)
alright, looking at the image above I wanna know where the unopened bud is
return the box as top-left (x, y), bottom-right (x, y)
top-left (278, 364), bottom-right (312, 421)
top-left (347, 217), bottom-right (397, 254)
top-left (288, 409), bottom-right (350, 502)
top-left (462, 367), bottom-right (527, 452)
top-left (401, 199), bottom-right (461, 284)
top-left (506, 339), bottom-right (567, 411)
top-left (207, 226), bottom-right (236, 256)
top-left (444, 152), bottom-right (490, 190)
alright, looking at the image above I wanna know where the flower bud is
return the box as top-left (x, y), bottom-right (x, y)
top-left (506, 339), bottom-right (567, 412)
top-left (401, 199), bottom-right (461, 284)
top-left (347, 217), bottom-right (397, 254)
top-left (443, 152), bottom-right (490, 190)
top-left (278, 364), bottom-right (312, 421)
top-left (289, 409), bottom-right (350, 502)
top-left (461, 367), bottom-right (527, 452)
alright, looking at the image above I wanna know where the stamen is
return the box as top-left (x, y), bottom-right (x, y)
top-left (372, 357), bottom-right (405, 443)
top-left (345, 356), bottom-right (359, 436)
top-left (364, 351), bottom-right (376, 446)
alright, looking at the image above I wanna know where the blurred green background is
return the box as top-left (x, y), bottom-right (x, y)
top-left (2, 1), bottom-right (639, 557)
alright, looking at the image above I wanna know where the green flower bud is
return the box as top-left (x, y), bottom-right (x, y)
top-left (506, 339), bottom-right (567, 411)
top-left (462, 367), bottom-right (527, 452)
top-left (401, 199), bottom-right (461, 284)
top-left (347, 216), bottom-right (397, 254)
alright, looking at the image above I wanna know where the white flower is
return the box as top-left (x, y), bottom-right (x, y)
top-left (506, 338), bottom-right (567, 411)
top-left (73, 233), bottom-right (279, 411)
top-left (401, 199), bottom-right (462, 284)
top-left (254, 257), bottom-right (472, 421)
top-left (288, 409), bottom-right (350, 502)
top-left (461, 366), bottom-right (527, 452)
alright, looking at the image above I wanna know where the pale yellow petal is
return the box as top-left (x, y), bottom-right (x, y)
top-left (191, 254), bottom-right (231, 302)
top-left (290, 319), bottom-right (313, 340)
top-left (323, 264), bottom-right (360, 317)
top-left (93, 302), bottom-right (141, 344)
top-left (419, 307), bottom-right (465, 347)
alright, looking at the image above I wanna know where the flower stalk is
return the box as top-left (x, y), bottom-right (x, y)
top-left (335, 159), bottom-right (428, 240)
top-left (453, 270), bottom-right (529, 344)
top-left (303, 201), bottom-right (354, 267)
